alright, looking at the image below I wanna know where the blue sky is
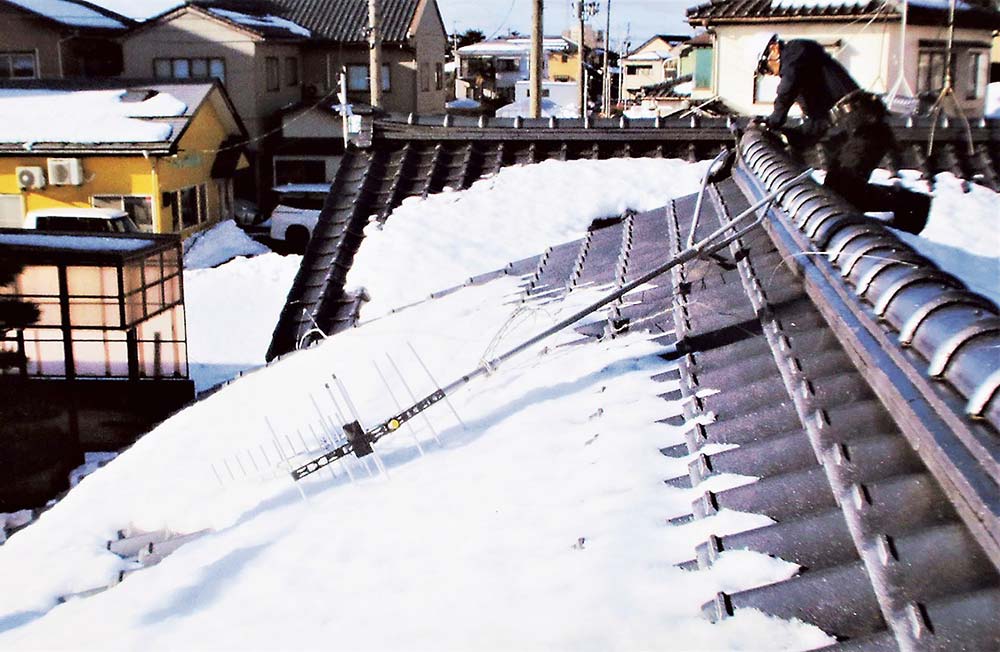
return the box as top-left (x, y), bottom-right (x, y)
top-left (437, 0), bottom-right (696, 48)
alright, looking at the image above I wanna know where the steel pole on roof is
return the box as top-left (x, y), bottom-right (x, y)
top-left (577, 2), bottom-right (585, 118)
top-left (530, 0), bottom-right (543, 119)
top-left (369, 0), bottom-right (383, 109)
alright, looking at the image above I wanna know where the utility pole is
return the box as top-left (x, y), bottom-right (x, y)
top-left (602, 0), bottom-right (611, 115)
top-left (369, 0), bottom-right (383, 109)
top-left (530, 0), bottom-right (543, 118)
top-left (575, 2), bottom-right (598, 119)
top-left (576, 1), bottom-right (585, 118)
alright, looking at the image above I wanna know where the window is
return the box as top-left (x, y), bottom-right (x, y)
top-left (285, 57), bottom-right (299, 86)
top-left (346, 64), bottom-right (391, 92)
top-left (0, 52), bottom-right (36, 79)
top-left (153, 57), bottom-right (225, 83)
top-left (274, 158), bottom-right (329, 186)
top-left (627, 65), bottom-right (652, 76)
top-left (435, 62), bottom-right (444, 91)
top-left (967, 51), bottom-right (987, 100)
top-left (420, 62), bottom-right (430, 92)
top-left (93, 195), bottom-right (154, 232)
top-left (0, 194), bottom-right (23, 228)
top-left (266, 57), bottom-right (280, 91)
top-left (171, 185), bottom-right (207, 230)
top-left (917, 50), bottom-right (949, 94)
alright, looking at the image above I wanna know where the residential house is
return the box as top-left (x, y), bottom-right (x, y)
top-left (119, 2), bottom-right (309, 144)
top-left (686, 0), bottom-right (1000, 117)
top-left (620, 35), bottom-right (690, 105)
top-left (0, 0), bottom-right (133, 79)
top-left (0, 79), bottom-right (248, 236)
top-left (630, 32), bottom-right (716, 117)
top-left (116, 0), bottom-right (448, 201)
top-left (456, 36), bottom-right (577, 103)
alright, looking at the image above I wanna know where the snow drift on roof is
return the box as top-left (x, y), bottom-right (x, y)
top-left (208, 7), bottom-right (310, 37)
top-left (72, 0), bottom-right (181, 21)
top-left (7, 0), bottom-right (128, 28)
top-left (494, 98), bottom-right (579, 119)
top-left (0, 89), bottom-right (185, 145)
top-left (459, 38), bottom-right (572, 57)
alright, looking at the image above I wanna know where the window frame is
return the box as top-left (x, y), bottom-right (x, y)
top-left (285, 56), bottom-right (299, 86)
top-left (346, 63), bottom-right (391, 93)
top-left (0, 51), bottom-right (37, 79)
top-left (266, 56), bottom-right (280, 91)
top-left (435, 62), bottom-right (444, 91)
top-left (153, 57), bottom-right (226, 83)
top-left (420, 62), bottom-right (430, 92)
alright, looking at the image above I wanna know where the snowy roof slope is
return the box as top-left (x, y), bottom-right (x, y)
top-left (207, 7), bottom-right (310, 38)
top-left (0, 88), bottom-right (185, 145)
top-left (6, 0), bottom-right (129, 28)
top-left (62, 0), bottom-right (180, 21)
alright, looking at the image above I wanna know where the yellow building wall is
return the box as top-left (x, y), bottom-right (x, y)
top-left (0, 96), bottom-right (235, 236)
top-left (548, 51), bottom-right (581, 81)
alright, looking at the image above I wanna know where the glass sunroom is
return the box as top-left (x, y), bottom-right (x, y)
top-left (0, 231), bottom-right (189, 380)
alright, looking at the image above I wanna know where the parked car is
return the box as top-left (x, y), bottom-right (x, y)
top-left (23, 208), bottom-right (139, 233)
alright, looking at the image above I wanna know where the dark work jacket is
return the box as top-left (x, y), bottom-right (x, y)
top-left (766, 39), bottom-right (859, 133)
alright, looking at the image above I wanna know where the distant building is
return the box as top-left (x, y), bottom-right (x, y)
top-left (686, 0), bottom-right (1000, 117)
top-left (620, 35), bottom-right (690, 105)
top-left (456, 36), bottom-right (578, 103)
top-left (0, 79), bottom-right (248, 235)
top-left (0, 0), bottom-right (132, 79)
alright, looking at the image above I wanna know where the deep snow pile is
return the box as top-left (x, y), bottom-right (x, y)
top-left (348, 157), bottom-right (711, 317)
top-left (182, 220), bottom-right (270, 270)
top-left (181, 220), bottom-right (297, 392)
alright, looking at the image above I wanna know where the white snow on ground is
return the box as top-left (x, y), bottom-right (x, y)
top-left (0, 157), bottom-right (836, 650)
top-left (181, 220), bottom-right (295, 392)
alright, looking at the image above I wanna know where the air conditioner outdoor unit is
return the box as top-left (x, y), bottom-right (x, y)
top-left (47, 158), bottom-right (84, 186)
top-left (15, 166), bottom-right (46, 190)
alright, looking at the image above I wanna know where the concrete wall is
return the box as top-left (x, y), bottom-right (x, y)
top-left (714, 22), bottom-right (992, 117)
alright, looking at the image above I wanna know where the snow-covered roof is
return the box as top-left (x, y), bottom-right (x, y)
top-left (446, 98), bottom-right (481, 110)
top-left (207, 7), bottom-right (310, 38)
top-left (0, 88), bottom-right (185, 145)
top-left (0, 232), bottom-right (159, 253)
top-left (458, 37), bottom-right (572, 57)
top-left (625, 50), bottom-right (675, 62)
top-left (68, 0), bottom-right (181, 21)
top-left (6, 0), bottom-right (129, 28)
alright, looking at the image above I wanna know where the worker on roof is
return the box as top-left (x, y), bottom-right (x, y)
top-left (755, 35), bottom-right (930, 235)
